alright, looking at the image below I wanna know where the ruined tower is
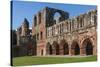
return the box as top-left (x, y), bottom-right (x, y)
top-left (21, 18), bottom-right (30, 36)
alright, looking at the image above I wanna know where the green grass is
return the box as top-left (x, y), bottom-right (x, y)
top-left (13, 56), bottom-right (97, 66)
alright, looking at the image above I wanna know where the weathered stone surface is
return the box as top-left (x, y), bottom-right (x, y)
top-left (13, 7), bottom-right (97, 57)
top-left (46, 9), bottom-right (97, 56)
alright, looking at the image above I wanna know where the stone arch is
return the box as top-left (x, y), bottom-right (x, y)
top-left (53, 12), bottom-right (61, 24)
top-left (59, 39), bottom-right (69, 55)
top-left (63, 43), bottom-right (69, 55)
top-left (46, 42), bottom-right (53, 55)
top-left (46, 7), bottom-right (69, 27)
top-left (82, 38), bottom-right (93, 55)
top-left (52, 41), bottom-right (60, 55)
top-left (71, 41), bottom-right (80, 55)
top-left (53, 11), bottom-right (65, 23)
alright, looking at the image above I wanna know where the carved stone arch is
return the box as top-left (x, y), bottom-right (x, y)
top-left (63, 42), bottom-right (69, 55)
top-left (81, 38), bottom-right (94, 55)
top-left (59, 39), bottom-right (66, 46)
top-left (46, 7), bottom-right (69, 27)
top-left (53, 12), bottom-right (61, 24)
top-left (46, 42), bottom-right (53, 55)
top-left (80, 35), bottom-right (95, 48)
top-left (71, 40), bottom-right (80, 55)
top-left (81, 38), bottom-right (93, 47)
top-left (90, 36), bottom-right (96, 47)
top-left (59, 39), bottom-right (69, 55)
top-left (52, 41), bottom-right (60, 55)
top-left (52, 10), bottom-right (68, 24)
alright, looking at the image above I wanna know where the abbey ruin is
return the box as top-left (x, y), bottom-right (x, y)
top-left (12, 7), bottom-right (97, 57)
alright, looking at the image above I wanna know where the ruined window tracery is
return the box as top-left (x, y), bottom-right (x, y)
top-left (54, 12), bottom-right (61, 24)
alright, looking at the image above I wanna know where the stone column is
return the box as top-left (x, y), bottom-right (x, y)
top-left (52, 48), bottom-right (56, 55)
top-left (59, 45), bottom-right (64, 55)
top-left (60, 49), bottom-right (63, 55)
top-left (93, 45), bottom-right (97, 55)
top-left (71, 48), bottom-right (75, 55)
top-left (80, 47), bottom-right (86, 56)
top-left (45, 47), bottom-right (48, 55)
top-left (69, 46), bottom-right (73, 56)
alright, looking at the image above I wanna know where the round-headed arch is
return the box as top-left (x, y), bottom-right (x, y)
top-left (52, 41), bottom-right (60, 55)
top-left (60, 39), bottom-right (69, 55)
top-left (82, 38), bottom-right (93, 55)
top-left (71, 40), bottom-right (80, 55)
top-left (46, 42), bottom-right (53, 55)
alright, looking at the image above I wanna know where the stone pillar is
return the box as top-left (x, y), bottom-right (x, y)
top-left (45, 48), bottom-right (48, 55)
top-left (93, 45), bottom-right (97, 55)
top-left (80, 47), bottom-right (86, 56)
top-left (60, 49), bottom-right (63, 55)
top-left (59, 46), bottom-right (64, 55)
top-left (71, 48), bottom-right (75, 55)
top-left (52, 49), bottom-right (56, 55)
top-left (69, 46), bottom-right (73, 56)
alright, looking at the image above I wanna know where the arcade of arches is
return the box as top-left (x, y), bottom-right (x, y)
top-left (46, 38), bottom-right (95, 56)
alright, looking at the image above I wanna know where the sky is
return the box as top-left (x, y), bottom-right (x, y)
top-left (11, 1), bottom-right (97, 30)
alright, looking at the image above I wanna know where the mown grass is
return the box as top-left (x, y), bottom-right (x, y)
top-left (12, 56), bottom-right (97, 66)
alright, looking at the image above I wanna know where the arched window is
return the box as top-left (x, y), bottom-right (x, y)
top-left (40, 31), bottom-right (43, 40)
top-left (54, 12), bottom-right (61, 24)
top-left (37, 33), bottom-right (39, 40)
top-left (53, 41), bottom-right (60, 55)
top-left (39, 12), bottom-right (41, 24)
top-left (34, 16), bottom-right (37, 26)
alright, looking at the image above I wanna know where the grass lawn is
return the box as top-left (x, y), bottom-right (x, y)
top-left (12, 56), bottom-right (97, 66)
